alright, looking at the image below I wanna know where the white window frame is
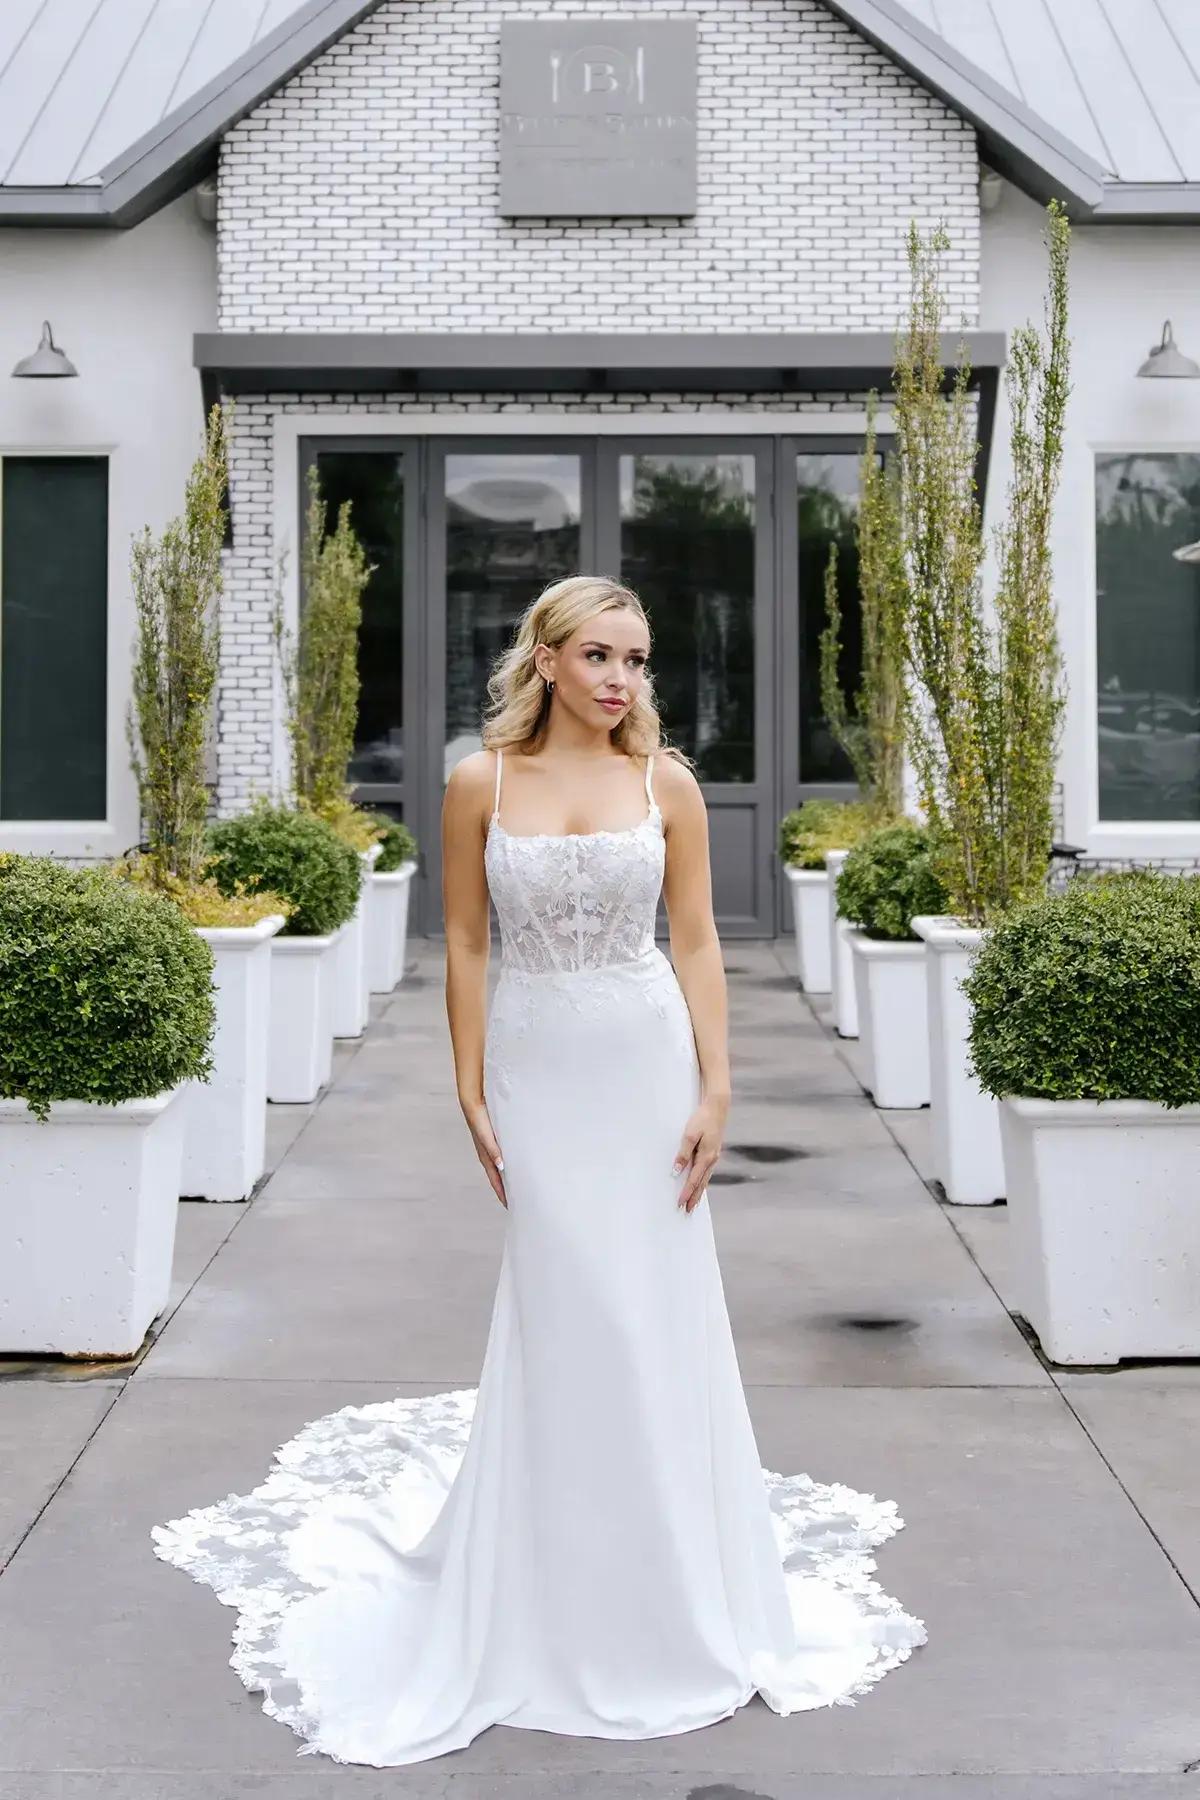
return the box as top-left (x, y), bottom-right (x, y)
top-left (1084, 442), bottom-right (1200, 860)
top-left (0, 446), bottom-right (122, 857)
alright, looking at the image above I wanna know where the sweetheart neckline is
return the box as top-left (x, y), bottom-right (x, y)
top-left (487, 804), bottom-right (662, 846)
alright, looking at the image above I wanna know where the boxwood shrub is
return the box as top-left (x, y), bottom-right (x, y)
top-left (364, 812), bottom-right (419, 874)
top-left (777, 799), bottom-right (879, 870)
top-left (836, 822), bottom-right (949, 941)
top-left (964, 870), bottom-right (1200, 1106)
top-left (0, 855), bottom-right (215, 1122)
top-left (207, 801), bottom-right (361, 937)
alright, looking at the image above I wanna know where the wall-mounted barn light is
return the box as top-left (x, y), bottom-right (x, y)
top-left (11, 320), bottom-right (78, 378)
top-left (1137, 320), bottom-right (1200, 379)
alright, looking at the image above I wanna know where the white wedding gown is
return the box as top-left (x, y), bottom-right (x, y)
top-left (151, 748), bottom-right (927, 1767)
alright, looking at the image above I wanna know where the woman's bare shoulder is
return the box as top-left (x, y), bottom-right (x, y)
top-left (444, 749), bottom-right (499, 810)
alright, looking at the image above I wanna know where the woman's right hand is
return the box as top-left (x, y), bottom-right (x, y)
top-left (461, 1097), bottom-right (507, 1208)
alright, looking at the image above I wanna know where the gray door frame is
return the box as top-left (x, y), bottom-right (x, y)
top-left (301, 428), bottom-right (886, 940)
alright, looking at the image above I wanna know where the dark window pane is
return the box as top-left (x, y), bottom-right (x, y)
top-left (444, 454), bottom-right (581, 775)
top-left (797, 452), bottom-right (869, 784)
top-left (314, 451), bottom-right (405, 791)
top-left (1096, 453), bottom-right (1200, 821)
top-left (620, 454), bottom-right (755, 782)
top-left (1, 456), bottom-right (107, 820)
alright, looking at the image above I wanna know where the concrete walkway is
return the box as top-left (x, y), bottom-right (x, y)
top-left (3, 938), bottom-right (1200, 1799)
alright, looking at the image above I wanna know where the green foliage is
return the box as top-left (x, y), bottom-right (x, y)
top-left (110, 851), bottom-right (294, 931)
top-left (362, 811), bottom-right (419, 873)
top-left (275, 464), bottom-right (374, 812)
top-left (303, 790), bottom-right (386, 856)
top-left (126, 402), bottom-right (229, 886)
top-left (964, 871), bottom-right (1200, 1105)
top-left (207, 801), bottom-right (361, 937)
top-left (895, 204), bottom-right (1071, 925)
top-left (0, 855), bottom-right (215, 1122)
top-left (777, 799), bottom-right (881, 870)
top-left (818, 394), bottom-right (907, 817)
top-left (836, 822), bottom-right (949, 941)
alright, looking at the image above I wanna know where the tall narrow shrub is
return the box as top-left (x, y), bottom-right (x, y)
top-left (894, 202), bottom-right (1071, 923)
top-left (126, 401), bottom-right (229, 885)
top-left (819, 392), bottom-right (907, 820)
top-left (275, 463), bottom-right (374, 812)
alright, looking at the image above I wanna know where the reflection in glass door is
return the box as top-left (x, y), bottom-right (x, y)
top-left (442, 452), bottom-right (583, 780)
top-left (617, 453), bottom-right (757, 782)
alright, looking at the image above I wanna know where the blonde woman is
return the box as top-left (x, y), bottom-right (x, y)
top-left (152, 576), bottom-right (926, 1765)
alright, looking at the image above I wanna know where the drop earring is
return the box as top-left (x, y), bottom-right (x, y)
top-left (546, 679), bottom-right (554, 694)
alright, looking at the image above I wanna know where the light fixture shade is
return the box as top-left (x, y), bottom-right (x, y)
top-left (1137, 319), bottom-right (1200, 379)
top-left (12, 320), bottom-right (78, 378)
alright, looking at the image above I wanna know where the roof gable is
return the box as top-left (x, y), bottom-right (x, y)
top-left (0, 0), bottom-right (1195, 227)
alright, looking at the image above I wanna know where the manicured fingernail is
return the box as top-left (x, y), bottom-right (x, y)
top-left (496, 1158), bottom-right (504, 1171)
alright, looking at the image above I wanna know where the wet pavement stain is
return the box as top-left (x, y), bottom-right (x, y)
top-left (687, 1786), bottom-right (778, 1800)
top-left (833, 1312), bottom-right (919, 1334)
top-left (726, 1142), bottom-right (809, 1162)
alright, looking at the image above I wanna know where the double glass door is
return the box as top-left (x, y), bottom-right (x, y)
top-left (304, 433), bottom-right (872, 939)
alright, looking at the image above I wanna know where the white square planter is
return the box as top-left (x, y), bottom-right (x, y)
top-left (999, 1096), bottom-right (1200, 1365)
top-left (0, 1088), bottom-right (187, 1357)
top-left (784, 866), bottom-right (831, 994)
top-left (824, 850), bottom-right (858, 1038)
top-left (849, 931), bottom-right (930, 1110)
top-left (180, 914), bottom-right (285, 1202)
top-left (367, 859), bottom-right (417, 995)
top-left (911, 915), bottom-right (1005, 1206)
top-left (268, 928), bottom-right (342, 1104)
top-left (332, 849), bottom-right (378, 1039)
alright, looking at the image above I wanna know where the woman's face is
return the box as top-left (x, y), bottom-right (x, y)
top-left (540, 607), bottom-right (651, 732)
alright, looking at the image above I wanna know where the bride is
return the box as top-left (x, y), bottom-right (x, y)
top-left (151, 574), bottom-right (927, 1767)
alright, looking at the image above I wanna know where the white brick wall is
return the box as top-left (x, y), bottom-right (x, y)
top-left (219, 0), bottom-right (980, 334)
top-left (215, 0), bottom-right (982, 815)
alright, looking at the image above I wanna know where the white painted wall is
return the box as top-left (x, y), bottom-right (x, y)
top-left (0, 192), bottom-right (217, 860)
top-left (980, 184), bottom-right (1200, 862)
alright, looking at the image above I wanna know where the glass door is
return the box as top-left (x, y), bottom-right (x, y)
top-left (597, 438), bottom-right (776, 934)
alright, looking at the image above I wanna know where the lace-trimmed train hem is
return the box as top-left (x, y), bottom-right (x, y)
top-left (150, 1386), bottom-right (928, 1768)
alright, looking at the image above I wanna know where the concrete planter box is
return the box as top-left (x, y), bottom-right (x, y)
top-left (825, 850), bottom-right (858, 1038)
top-left (180, 914), bottom-right (285, 1202)
top-left (784, 866), bottom-right (831, 994)
top-left (366, 859), bottom-right (417, 994)
top-left (0, 1088), bottom-right (187, 1356)
top-left (268, 928), bottom-right (342, 1104)
top-left (911, 915), bottom-right (1004, 1206)
top-left (849, 931), bottom-right (930, 1110)
top-left (332, 848), bottom-right (380, 1039)
top-left (999, 1096), bottom-right (1200, 1365)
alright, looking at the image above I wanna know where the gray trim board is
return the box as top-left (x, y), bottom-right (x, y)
top-left (194, 329), bottom-right (1008, 397)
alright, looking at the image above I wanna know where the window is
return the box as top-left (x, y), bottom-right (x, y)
top-left (1, 456), bottom-right (108, 820)
top-left (796, 450), bottom-right (873, 785)
top-left (1096, 452), bottom-right (1200, 822)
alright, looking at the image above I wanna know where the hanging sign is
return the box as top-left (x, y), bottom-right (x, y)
top-left (499, 17), bottom-right (697, 217)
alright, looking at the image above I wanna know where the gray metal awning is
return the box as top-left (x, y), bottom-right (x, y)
top-left (195, 329), bottom-right (1007, 402)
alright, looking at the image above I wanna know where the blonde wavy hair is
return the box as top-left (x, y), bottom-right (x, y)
top-left (480, 574), bottom-right (695, 770)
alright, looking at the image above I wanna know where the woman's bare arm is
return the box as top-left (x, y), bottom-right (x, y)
top-left (659, 759), bottom-right (731, 1212)
top-left (442, 753), bottom-right (507, 1206)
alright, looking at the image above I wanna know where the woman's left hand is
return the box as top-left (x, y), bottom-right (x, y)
top-left (673, 1093), bottom-right (729, 1213)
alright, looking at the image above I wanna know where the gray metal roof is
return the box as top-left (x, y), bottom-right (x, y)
top-left (0, 0), bottom-right (318, 188)
top-left (897, 0), bottom-right (1200, 183)
top-left (0, 0), bottom-right (1195, 226)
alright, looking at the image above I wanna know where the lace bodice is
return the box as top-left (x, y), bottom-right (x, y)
top-left (484, 749), bottom-right (664, 975)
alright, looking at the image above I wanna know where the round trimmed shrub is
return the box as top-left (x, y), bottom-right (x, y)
top-left (364, 812), bottom-right (418, 874)
top-left (207, 801), bottom-right (361, 937)
top-left (778, 799), bottom-right (879, 870)
top-left (964, 870), bottom-right (1200, 1106)
top-left (0, 856), bottom-right (215, 1122)
top-left (836, 822), bottom-right (948, 941)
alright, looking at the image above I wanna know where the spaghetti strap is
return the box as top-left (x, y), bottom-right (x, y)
top-left (644, 754), bottom-right (655, 809)
top-left (492, 748), bottom-right (503, 820)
